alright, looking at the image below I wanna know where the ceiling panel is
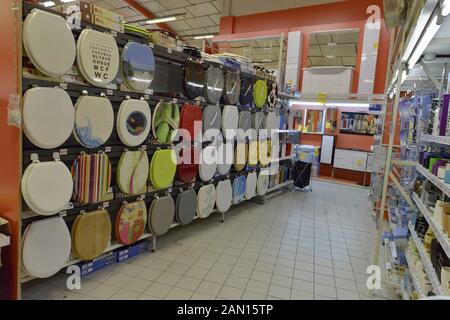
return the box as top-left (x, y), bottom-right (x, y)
top-left (138, 1), bottom-right (167, 13)
top-left (185, 16), bottom-right (216, 29)
top-left (187, 2), bottom-right (220, 16)
top-left (161, 0), bottom-right (190, 10)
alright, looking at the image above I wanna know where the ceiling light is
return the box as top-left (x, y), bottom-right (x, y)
top-left (325, 102), bottom-right (370, 108)
top-left (408, 14), bottom-right (441, 69)
top-left (60, 0), bottom-right (76, 3)
top-left (194, 35), bottom-right (214, 40)
top-left (442, 0), bottom-right (450, 16)
top-left (40, 1), bottom-right (55, 6)
top-left (146, 16), bottom-right (177, 24)
top-left (290, 101), bottom-right (324, 107)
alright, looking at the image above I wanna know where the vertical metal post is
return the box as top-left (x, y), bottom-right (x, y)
top-left (152, 234), bottom-right (157, 252)
top-left (438, 63), bottom-right (448, 102)
top-left (372, 29), bottom-right (406, 291)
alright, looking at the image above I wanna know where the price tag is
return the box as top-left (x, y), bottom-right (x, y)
top-left (106, 89), bottom-right (114, 96)
top-left (167, 48), bottom-right (172, 54)
top-left (149, 42), bottom-right (154, 48)
top-left (110, 30), bottom-right (117, 37)
top-left (104, 146), bottom-right (112, 153)
top-left (60, 149), bottom-right (68, 156)
top-left (103, 202), bottom-right (109, 208)
top-left (59, 83), bottom-right (68, 90)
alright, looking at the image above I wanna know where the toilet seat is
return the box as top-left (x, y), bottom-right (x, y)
top-left (197, 184), bottom-right (216, 219)
top-left (216, 180), bottom-right (232, 213)
top-left (116, 150), bottom-right (149, 195)
top-left (116, 201), bottom-right (147, 245)
top-left (117, 99), bottom-right (151, 147)
top-left (148, 196), bottom-right (175, 236)
top-left (176, 190), bottom-right (197, 225)
top-left (149, 149), bottom-right (177, 189)
top-left (245, 172), bottom-right (257, 200)
top-left (121, 41), bottom-right (155, 92)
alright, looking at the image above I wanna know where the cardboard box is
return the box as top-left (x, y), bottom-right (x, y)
top-left (148, 31), bottom-right (178, 50)
top-left (92, 15), bottom-right (124, 33)
top-left (90, 3), bottom-right (123, 24)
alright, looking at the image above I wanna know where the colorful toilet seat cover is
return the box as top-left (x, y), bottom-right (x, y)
top-left (240, 76), bottom-right (254, 106)
top-left (77, 28), bottom-right (119, 87)
top-left (253, 80), bottom-right (268, 108)
top-left (22, 87), bottom-right (74, 149)
top-left (22, 161), bottom-right (73, 215)
top-left (197, 184), bottom-right (216, 218)
top-left (176, 189), bottom-right (197, 225)
top-left (71, 153), bottom-right (112, 204)
top-left (122, 41), bottom-right (155, 92)
top-left (217, 142), bottom-right (233, 175)
top-left (71, 209), bottom-right (111, 260)
top-left (116, 201), bottom-right (147, 245)
top-left (179, 104), bottom-right (203, 142)
top-left (184, 60), bottom-right (205, 99)
top-left (199, 146), bottom-right (218, 182)
top-left (248, 140), bottom-right (259, 166)
top-left (203, 105), bottom-right (222, 135)
top-left (232, 175), bottom-right (246, 204)
top-left (74, 95), bottom-right (114, 148)
top-left (148, 196), bottom-right (175, 236)
top-left (177, 147), bottom-right (200, 183)
top-left (116, 150), bottom-right (149, 195)
top-left (257, 170), bottom-right (270, 196)
top-left (216, 180), bottom-right (232, 213)
top-left (22, 217), bottom-right (71, 278)
top-left (23, 9), bottom-right (76, 77)
top-left (222, 105), bottom-right (239, 140)
top-left (245, 172), bottom-right (257, 200)
top-left (223, 71), bottom-right (241, 105)
top-left (152, 101), bottom-right (180, 144)
top-left (117, 99), bottom-right (151, 147)
top-left (204, 66), bottom-right (224, 104)
top-left (150, 149), bottom-right (177, 189)
top-left (234, 143), bottom-right (248, 172)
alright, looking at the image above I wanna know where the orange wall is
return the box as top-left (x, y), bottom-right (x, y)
top-left (218, 0), bottom-right (390, 94)
top-left (0, 0), bottom-right (20, 300)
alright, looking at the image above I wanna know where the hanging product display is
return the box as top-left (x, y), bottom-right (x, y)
top-left (76, 29), bottom-right (120, 87)
top-left (233, 175), bottom-right (247, 204)
top-left (179, 103), bottom-right (203, 142)
top-left (73, 95), bottom-right (114, 149)
top-left (217, 142), bottom-right (233, 175)
top-left (216, 179), bottom-right (232, 213)
top-left (23, 9), bottom-right (76, 77)
top-left (222, 105), bottom-right (239, 139)
top-left (257, 170), bottom-right (270, 196)
top-left (22, 87), bottom-right (74, 149)
top-left (265, 111), bottom-right (278, 137)
top-left (234, 143), bottom-right (248, 172)
top-left (240, 76), bottom-right (255, 107)
top-left (197, 184), bottom-right (216, 219)
top-left (176, 189), bottom-right (197, 225)
top-left (148, 196), bottom-right (175, 236)
top-left (248, 140), bottom-right (259, 166)
top-left (204, 66), bottom-right (224, 104)
top-left (254, 80), bottom-right (268, 108)
top-left (116, 150), bottom-right (149, 195)
top-left (199, 146), bottom-right (218, 182)
top-left (245, 171), bottom-right (257, 200)
top-left (268, 83), bottom-right (278, 109)
top-left (184, 60), bottom-right (205, 99)
top-left (177, 147), bottom-right (200, 183)
top-left (223, 71), bottom-right (241, 105)
top-left (203, 105), bottom-right (222, 136)
top-left (149, 149), bottom-right (177, 189)
top-left (21, 160), bottom-right (73, 216)
top-left (259, 140), bottom-right (272, 166)
top-left (121, 41), bottom-right (155, 92)
top-left (238, 111), bottom-right (252, 136)
top-left (71, 209), bottom-right (112, 260)
top-left (152, 101), bottom-right (180, 144)
top-left (252, 112), bottom-right (266, 132)
top-left (22, 217), bottom-right (71, 278)
top-left (117, 99), bottom-right (152, 147)
top-left (115, 201), bottom-right (147, 245)
top-left (71, 153), bottom-right (112, 204)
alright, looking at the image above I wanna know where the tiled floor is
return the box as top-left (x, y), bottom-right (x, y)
top-left (22, 181), bottom-right (396, 300)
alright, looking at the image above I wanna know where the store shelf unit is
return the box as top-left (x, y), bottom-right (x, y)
top-left (412, 193), bottom-right (450, 258)
top-left (416, 164), bottom-right (450, 198)
top-left (419, 133), bottom-right (450, 146)
top-left (408, 222), bottom-right (446, 296)
top-left (404, 250), bottom-right (427, 299)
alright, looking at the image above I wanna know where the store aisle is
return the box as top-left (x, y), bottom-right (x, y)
top-left (22, 181), bottom-right (395, 300)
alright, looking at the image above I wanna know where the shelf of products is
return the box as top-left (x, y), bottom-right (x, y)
top-left (408, 223), bottom-right (445, 296)
top-left (412, 193), bottom-right (450, 258)
top-left (420, 134), bottom-right (450, 146)
top-left (416, 164), bottom-right (450, 198)
top-left (404, 250), bottom-right (427, 299)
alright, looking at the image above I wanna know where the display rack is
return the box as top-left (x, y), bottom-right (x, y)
top-left (404, 250), bottom-right (427, 299)
top-left (9, 1), bottom-right (300, 297)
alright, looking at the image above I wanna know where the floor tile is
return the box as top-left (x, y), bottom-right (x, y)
top-left (217, 286), bottom-right (244, 300)
top-left (143, 282), bottom-right (172, 298)
top-left (196, 281), bottom-right (222, 297)
top-left (165, 287), bottom-right (194, 300)
top-left (109, 289), bottom-right (140, 300)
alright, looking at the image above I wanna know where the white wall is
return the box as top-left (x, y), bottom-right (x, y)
top-left (229, 0), bottom-right (345, 16)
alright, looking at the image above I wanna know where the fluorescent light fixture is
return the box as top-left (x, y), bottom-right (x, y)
top-left (146, 16), bottom-right (177, 24)
top-left (408, 14), bottom-right (441, 69)
top-left (193, 35), bottom-right (214, 40)
top-left (325, 102), bottom-right (370, 108)
top-left (40, 1), bottom-right (55, 6)
top-left (442, 0), bottom-right (450, 16)
top-left (60, 0), bottom-right (76, 3)
top-left (290, 101), bottom-right (324, 106)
